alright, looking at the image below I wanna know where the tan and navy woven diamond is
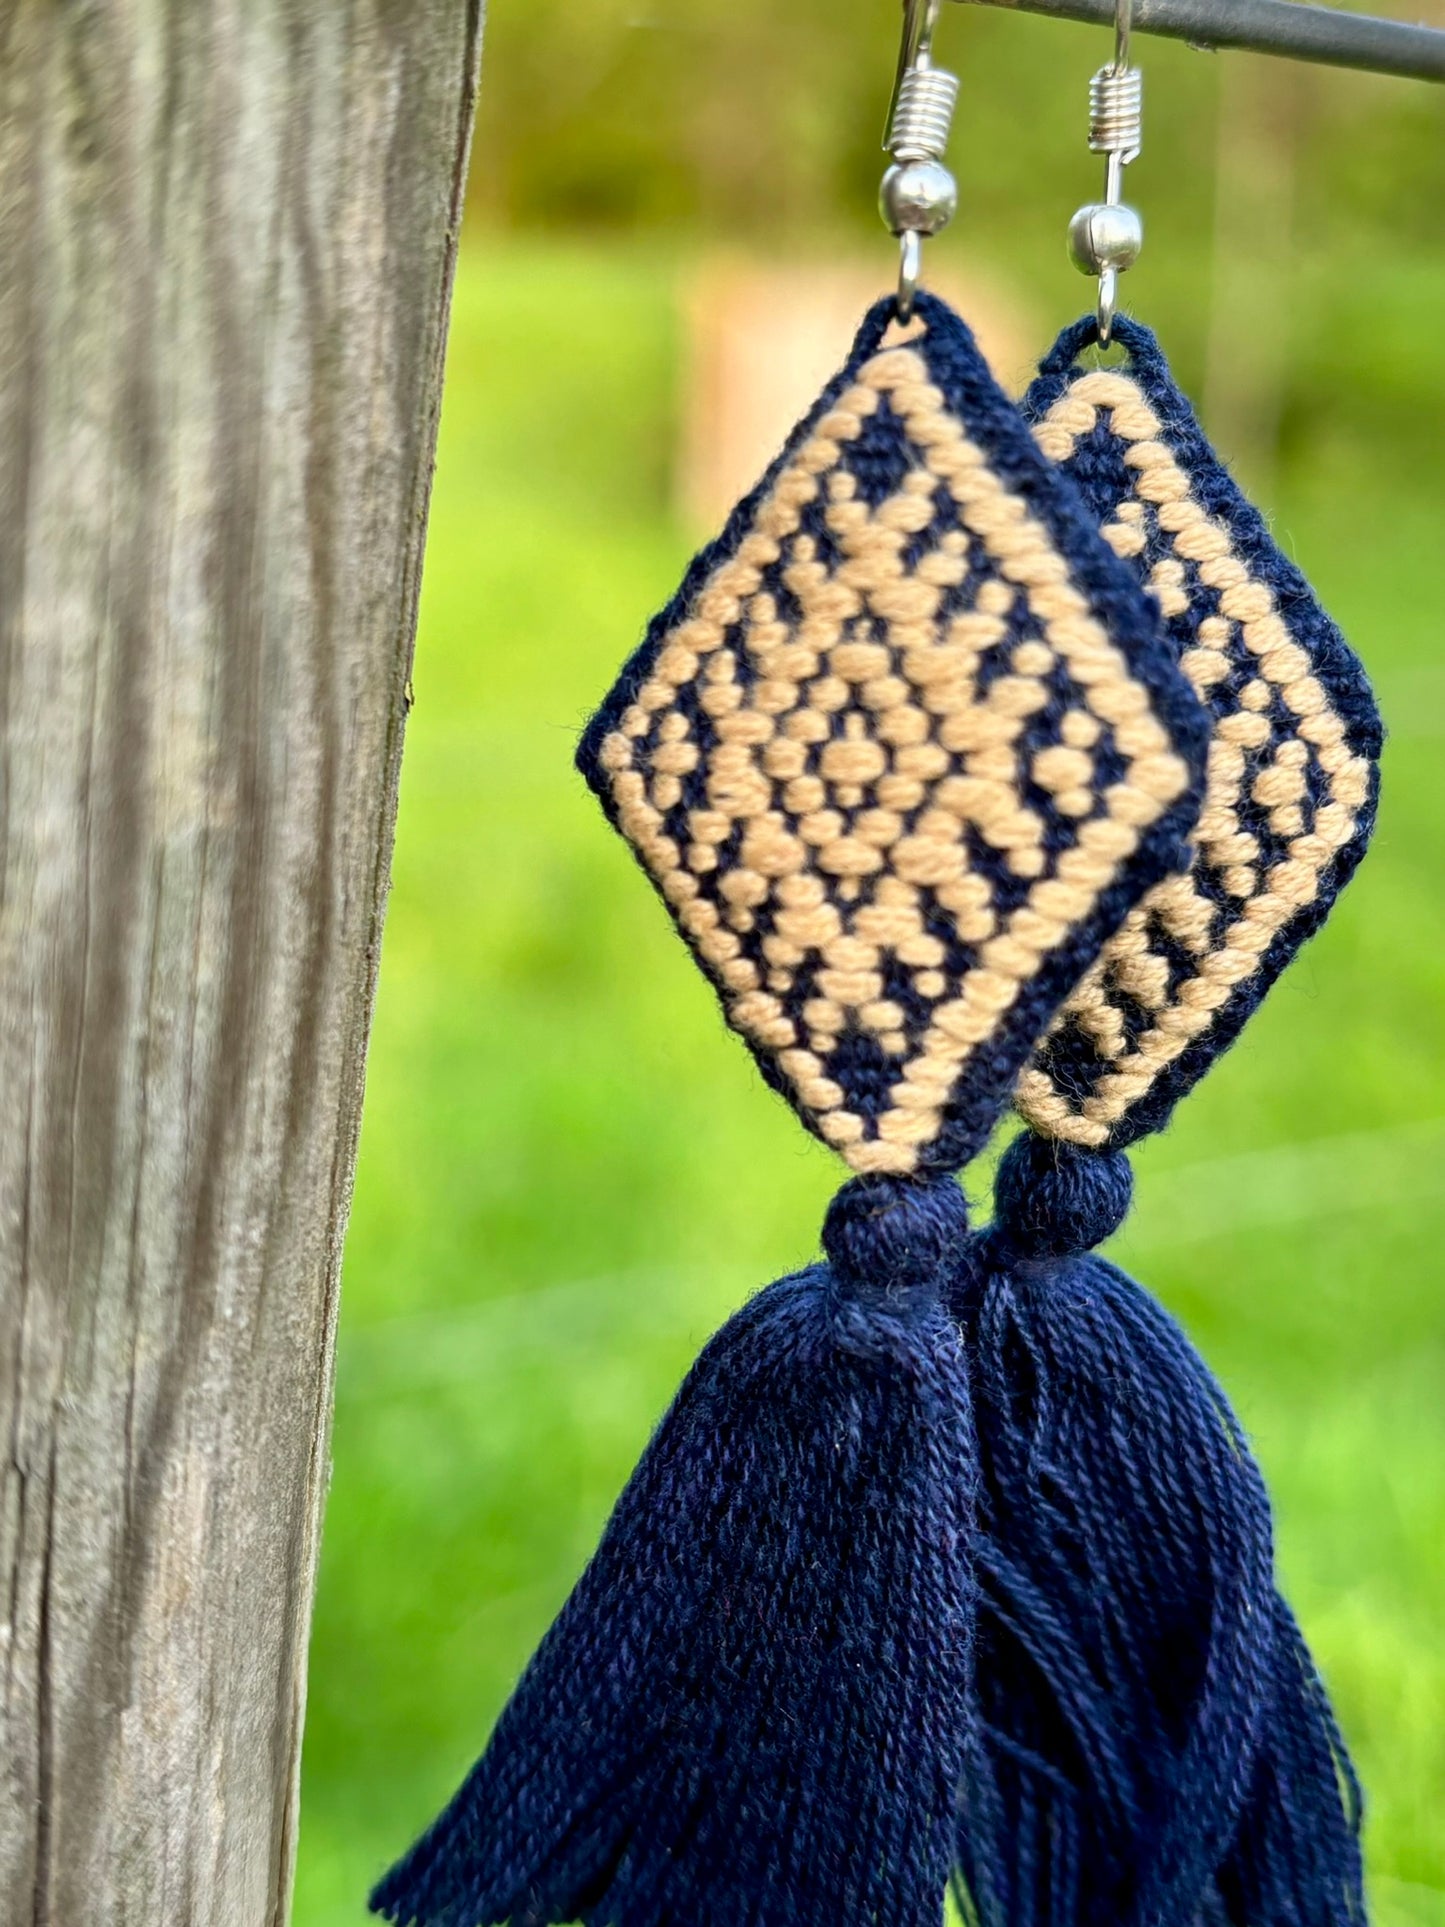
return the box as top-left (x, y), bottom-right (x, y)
top-left (1015, 317), bottom-right (1383, 1150)
top-left (579, 295), bottom-right (1209, 1176)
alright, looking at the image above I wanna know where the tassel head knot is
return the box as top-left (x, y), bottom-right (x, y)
top-left (822, 1173), bottom-right (970, 1299)
top-left (993, 1132), bottom-right (1132, 1258)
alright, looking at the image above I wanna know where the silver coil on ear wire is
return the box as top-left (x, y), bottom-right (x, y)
top-left (1088, 65), bottom-right (1143, 162)
top-left (1068, 0), bottom-right (1144, 345)
top-left (888, 64), bottom-right (961, 159)
top-left (880, 0), bottom-right (959, 321)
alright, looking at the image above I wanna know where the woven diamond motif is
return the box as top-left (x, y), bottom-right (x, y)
top-left (1016, 318), bottom-right (1382, 1150)
top-left (579, 297), bottom-right (1207, 1176)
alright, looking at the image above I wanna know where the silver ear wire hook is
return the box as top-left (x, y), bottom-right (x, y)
top-left (885, 0), bottom-right (942, 128)
top-left (880, 0), bottom-right (959, 321)
top-left (1068, 0), bottom-right (1143, 345)
top-left (1113, 0), bottom-right (1133, 73)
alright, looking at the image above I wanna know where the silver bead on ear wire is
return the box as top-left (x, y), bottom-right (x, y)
top-left (880, 0), bottom-right (960, 321)
top-left (1068, 0), bottom-right (1143, 345)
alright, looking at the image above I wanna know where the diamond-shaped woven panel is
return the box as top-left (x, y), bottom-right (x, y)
top-left (1016, 317), bottom-right (1382, 1150)
top-left (579, 296), bottom-right (1207, 1176)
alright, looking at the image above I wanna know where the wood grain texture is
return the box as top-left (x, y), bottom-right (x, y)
top-left (0, 3), bottom-right (483, 1920)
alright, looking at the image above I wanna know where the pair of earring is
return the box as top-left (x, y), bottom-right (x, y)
top-left (372, 4), bottom-right (1383, 1925)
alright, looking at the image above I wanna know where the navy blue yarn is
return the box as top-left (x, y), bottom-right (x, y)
top-left (991, 1133), bottom-right (1133, 1259)
top-left (372, 1175), bottom-right (978, 1927)
top-left (948, 1133), bottom-right (1366, 1926)
top-left (1216, 1595), bottom-right (1366, 1925)
top-left (824, 1168), bottom-right (973, 1293)
top-left (1023, 317), bottom-right (1384, 1149)
top-left (577, 293), bottom-right (1209, 1176)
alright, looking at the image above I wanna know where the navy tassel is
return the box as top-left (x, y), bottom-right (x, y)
top-left (1215, 1595), bottom-right (1366, 1925)
top-left (373, 1174), bottom-right (978, 1927)
top-left (950, 1131), bottom-right (1365, 1927)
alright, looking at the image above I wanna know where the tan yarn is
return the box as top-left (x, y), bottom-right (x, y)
top-left (600, 348), bottom-right (1191, 1175)
top-left (1017, 371), bottom-right (1373, 1147)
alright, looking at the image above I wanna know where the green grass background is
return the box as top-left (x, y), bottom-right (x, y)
top-left (293, 239), bottom-right (1445, 1924)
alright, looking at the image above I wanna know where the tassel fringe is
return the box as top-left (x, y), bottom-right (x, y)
top-left (951, 1132), bottom-right (1366, 1927)
top-left (373, 1176), bottom-right (979, 1927)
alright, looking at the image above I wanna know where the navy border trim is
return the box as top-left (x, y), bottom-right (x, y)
top-left (578, 293), bottom-right (1209, 1175)
top-left (1024, 314), bottom-right (1383, 1148)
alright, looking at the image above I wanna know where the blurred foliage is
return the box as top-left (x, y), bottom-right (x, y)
top-left (468, 0), bottom-right (1445, 474)
top-left (293, 3), bottom-right (1445, 1920)
top-left (468, 0), bottom-right (1445, 249)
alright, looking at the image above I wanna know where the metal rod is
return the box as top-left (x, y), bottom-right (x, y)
top-left (947, 0), bottom-right (1445, 83)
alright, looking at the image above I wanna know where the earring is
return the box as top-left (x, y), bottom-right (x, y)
top-left (370, 8), bottom-right (1214, 1925)
top-left (947, 11), bottom-right (1383, 1923)
top-left (1066, 0), bottom-right (1144, 348)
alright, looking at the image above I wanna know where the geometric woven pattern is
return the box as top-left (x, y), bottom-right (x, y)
top-left (1016, 317), bottom-right (1382, 1150)
top-left (580, 296), bottom-right (1209, 1176)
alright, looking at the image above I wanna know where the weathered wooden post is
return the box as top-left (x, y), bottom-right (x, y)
top-left (0, 5), bottom-right (483, 1919)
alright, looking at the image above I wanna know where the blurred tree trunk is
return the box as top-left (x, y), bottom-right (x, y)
top-left (0, 4), bottom-right (482, 1922)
